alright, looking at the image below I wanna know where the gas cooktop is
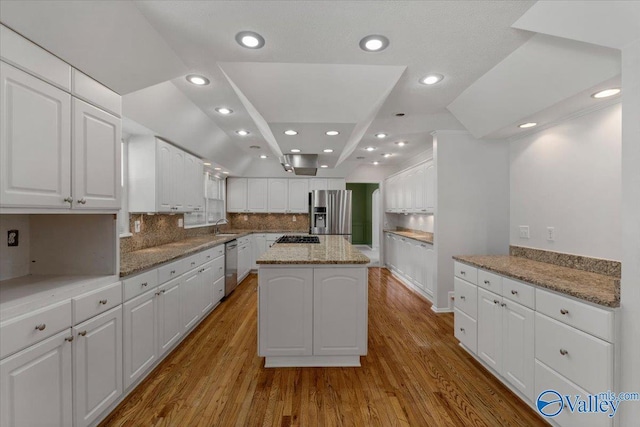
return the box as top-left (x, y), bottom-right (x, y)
top-left (276, 235), bottom-right (320, 244)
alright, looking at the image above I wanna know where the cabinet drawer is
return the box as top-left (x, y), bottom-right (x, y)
top-left (210, 245), bottom-right (225, 260)
top-left (0, 300), bottom-right (72, 359)
top-left (213, 256), bottom-right (225, 282)
top-left (478, 269), bottom-right (502, 294)
top-left (454, 262), bottom-right (477, 284)
top-left (535, 313), bottom-right (613, 394)
top-left (535, 360), bottom-right (612, 427)
top-left (536, 289), bottom-right (614, 342)
top-left (159, 259), bottom-right (187, 284)
top-left (502, 277), bottom-right (535, 309)
top-left (123, 270), bottom-right (158, 301)
top-left (73, 281), bottom-right (122, 325)
top-left (454, 277), bottom-right (477, 319)
top-left (454, 308), bottom-right (477, 354)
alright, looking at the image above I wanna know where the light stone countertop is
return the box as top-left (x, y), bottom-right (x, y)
top-left (384, 229), bottom-right (434, 244)
top-left (257, 235), bottom-right (370, 265)
top-left (453, 255), bottom-right (620, 308)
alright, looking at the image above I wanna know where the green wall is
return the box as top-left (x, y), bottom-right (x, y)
top-left (347, 183), bottom-right (379, 245)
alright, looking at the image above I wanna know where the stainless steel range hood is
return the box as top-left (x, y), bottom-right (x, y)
top-left (280, 154), bottom-right (318, 176)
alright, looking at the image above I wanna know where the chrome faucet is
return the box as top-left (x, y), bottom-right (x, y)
top-left (213, 218), bottom-right (226, 235)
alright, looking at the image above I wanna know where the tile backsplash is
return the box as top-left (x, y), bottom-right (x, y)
top-left (227, 213), bottom-right (309, 231)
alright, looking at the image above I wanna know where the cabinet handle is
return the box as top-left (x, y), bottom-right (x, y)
top-left (459, 327), bottom-right (465, 333)
top-left (421, 244), bottom-right (426, 247)
top-left (141, 282), bottom-right (148, 287)
top-left (484, 280), bottom-right (490, 285)
top-left (511, 290), bottom-right (518, 295)
top-left (191, 261), bottom-right (196, 266)
top-left (155, 291), bottom-right (162, 296)
top-left (207, 255), bottom-right (211, 259)
top-left (65, 336), bottom-right (74, 342)
top-left (460, 271), bottom-right (466, 275)
top-left (170, 270), bottom-right (176, 274)
top-left (35, 324), bottom-right (46, 331)
top-left (99, 299), bottom-right (108, 305)
top-left (501, 303), bottom-right (506, 307)
top-left (63, 197), bottom-right (73, 204)
top-left (493, 299), bottom-right (500, 305)
top-left (560, 309), bottom-right (569, 315)
top-left (460, 295), bottom-right (466, 300)
top-left (559, 349), bottom-right (568, 356)
top-left (77, 198), bottom-right (87, 204)
top-left (78, 331), bottom-right (87, 337)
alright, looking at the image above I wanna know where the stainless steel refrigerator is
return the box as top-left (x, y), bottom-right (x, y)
top-left (309, 190), bottom-right (352, 241)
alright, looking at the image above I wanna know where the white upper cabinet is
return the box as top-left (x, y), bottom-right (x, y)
top-left (308, 178), bottom-right (327, 191)
top-left (72, 99), bottom-right (121, 210)
top-left (1, 62), bottom-right (72, 208)
top-left (268, 179), bottom-right (288, 213)
top-left (288, 179), bottom-right (309, 213)
top-left (425, 162), bottom-right (435, 211)
top-left (384, 160), bottom-right (434, 214)
top-left (128, 137), bottom-right (203, 213)
top-left (268, 178), bottom-right (309, 213)
top-left (226, 178), bottom-right (248, 212)
top-left (327, 178), bottom-right (346, 190)
top-left (247, 179), bottom-right (268, 212)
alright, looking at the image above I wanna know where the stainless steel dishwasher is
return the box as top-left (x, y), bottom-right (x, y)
top-left (224, 240), bottom-right (238, 296)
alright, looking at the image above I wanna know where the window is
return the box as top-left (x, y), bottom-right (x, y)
top-left (184, 172), bottom-right (226, 228)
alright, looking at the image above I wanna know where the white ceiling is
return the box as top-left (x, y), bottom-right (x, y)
top-left (4, 1), bottom-right (628, 174)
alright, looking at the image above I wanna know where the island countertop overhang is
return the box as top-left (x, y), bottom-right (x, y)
top-left (256, 235), bottom-right (370, 265)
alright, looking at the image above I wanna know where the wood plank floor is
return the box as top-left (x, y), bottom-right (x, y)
top-left (101, 268), bottom-right (548, 427)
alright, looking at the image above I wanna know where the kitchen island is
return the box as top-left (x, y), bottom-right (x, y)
top-left (256, 235), bottom-right (370, 367)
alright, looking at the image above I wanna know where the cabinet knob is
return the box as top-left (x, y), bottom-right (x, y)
top-left (460, 271), bottom-right (466, 275)
top-left (170, 270), bottom-right (176, 274)
top-left (99, 299), bottom-right (108, 305)
top-left (511, 290), bottom-right (518, 295)
top-left (78, 331), bottom-right (87, 337)
top-left (559, 349), bottom-right (568, 356)
top-left (63, 197), bottom-right (73, 204)
top-left (560, 309), bottom-right (569, 315)
top-left (141, 282), bottom-right (148, 287)
top-left (191, 262), bottom-right (196, 266)
top-left (493, 299), bottom-right (500, 305)
top-left (501, 303), bottom-right (506, 307)
top-left (65, 336), bottom-right (74, 342)
top-left (484, 280), bottom-right (490, 285)
top-left (460, 295), bottom-right (466, 300)
top-left (35, 324), bottom-right (46, 331)
top-left (77, 198), bottom-right (87, 204)
top-left (459, 327), bottom-right (465, 333)
top-left (155, 291), bottom-right (162, 296)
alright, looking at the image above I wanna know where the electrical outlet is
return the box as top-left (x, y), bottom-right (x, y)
top-left (547, 227), bottom-right (555, 242)
top-left (178, 218), bottom-right (183, 227)
top-left (292, 215), bottom-right (296, 222)
top-left (243, 215), bottom-right (248, 221)
top-left (7, 229), bottom-right (18, 246)
top-left (519, 225), bottom-right (530, 239)
top-left (134, 220), bottom-right (141, 233)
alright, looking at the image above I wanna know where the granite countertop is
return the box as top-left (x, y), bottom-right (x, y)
top-left (120, 229), bottom-right (311, 277)
top-left (453, 255), bottom-right (620, 308)
top-left (384, 229), bottom-right (434, 244)
top-left (257, 235), bottom-right (370, 265)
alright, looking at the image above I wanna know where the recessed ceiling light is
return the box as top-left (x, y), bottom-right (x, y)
top-left (203, 162), bottom-right (211, 166)
top-left (320, 165), bottom-right (328, 168)
top-left (236, 130), bottom-right (250, 136)
top-left (420, 74), bottom-right (444, 85)
top-left (186, 74), bottom-right (210, 86)
top-left (260, 155), bottom-right (268, 159)
top-left (382, 153), bottom-right (392, 158)
top-left (591, 88), bottom-right (621, 99)
top-left (372, 161), bottom-right (380, 165)
top-left (518, 122), bottom-right (537, 129)
top-left (215, 107), bottom-right (233, 115)
top-left (284, 130), bottom-right (298, 136)
top-left (325, 130), bottom-right (339, 136)
top-left (375, 133), bottom-right (387, 139)
top-left (323, 149), bottom-right (334, 153)
top-left (214, 167), bottom-right (221, 171)
top-left (235, 31), bottom-right (265, 49)
top-left (249, 145), bottom-right (261, 149)
top-left (223, 171), bottom-right (229, 174)
top-left (291, 148), bottom-right (301, 153)
top-left (395, 141), bottom-right (407, 147)
top-left (365, 146), bottom-right (376, 151)
top-left (359, 35), bottom-right (389, 52)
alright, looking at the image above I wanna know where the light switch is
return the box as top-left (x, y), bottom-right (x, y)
top-left (547, 227), bottom-right (555, 241)
top-left (519, 225), bottom-right (530, 239)
top-left (134, 220), bottom-right (141, 233)
top-left (292, 215), bottom-right (297, 222)
top-left (178, 218), bottom-right (184, 228)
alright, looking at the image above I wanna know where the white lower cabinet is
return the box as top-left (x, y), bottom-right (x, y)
top-left (157, 277), bottom-right (183, 357)
top-left (182, 268), bottom-right (201, 331)
top-left (0, 329), bottom-right (73, 427)
top-left (384, 232), bottom-right (434, 299)
top-left (501, 299), bottom-right (534, 401)
top-left (123, 289), bottom-right (158, 389)
top-left (73, 306), bottom-right (122, 427)
top-left (199, 261), bottom-right (215, 315)
top-left (477, 288), bottom-right (503, 373)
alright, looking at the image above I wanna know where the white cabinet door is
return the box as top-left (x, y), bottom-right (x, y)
top-left (1, 62), bottom-right (72, 208)
top-left (327, 178), bottom-right (345, 190)
top-left (199, 261), bottom-right (215, 315)
top-left (402, 169), bottom-right (414, 212)
top-left (0, 329), bottom-right (73, 427)
top-left (308, 178), bottom-right (327, 191)
top-left (392, 235), bottom-right (401, 272)
top-left (477, 288), bottom-right (502, 374)
top-left (156, 139), bottom-right (173, 212)
top-left (268, 178), bottom-right (288, 213)
top-left (412, 241), bottom-right (424, 289)
top-left (123, 289), bottom-right (157, 389)
top-left (384, 233), bottom-right (393, 268)
top-left (254, 234), bottom-right (267, 269)
top-left (424, 245), bottom-right (434, 295)
top-left (213, 276), bottom-right (225, 306)
top-left (171, 147), bottom-right (185, 212)
top-left (238, 243), bottom-right (251, 281)
top-left (313, 268), bottom-right (367, 355)
top-left (226, 178), bottom-right (247, 212)
top-left (288, 179), bottom-right (309, 213)
top-left (73, 306), bottom-right (122, 427)
top-left (72, 98), bottom-right (121, 210)
top-left (158, 277), bottom-right (182, 357)
top-left (183, 153), bottom-right (197, 212)
top-left (182, 269), bottom-right (201, 331)
top-left (502, 299), bottom-right (535, 402)
top-left (247, 178), bottom-right (268, 212)
top-left (425, 162), bottom-right (435, 211)
top-left (413, 164), bottom-right (426, 213)
top-left (258, 268), bottom-right (313, 356)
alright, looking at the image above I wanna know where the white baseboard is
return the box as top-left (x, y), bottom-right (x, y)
top-left (431, 305), bottom-right (453, 314)
top-left (387, 267), bottom-right (433, 303)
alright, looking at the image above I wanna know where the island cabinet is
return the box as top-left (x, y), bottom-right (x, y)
top-left (258, 266), bottom-right (367, 367)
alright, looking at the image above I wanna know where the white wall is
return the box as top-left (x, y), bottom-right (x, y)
top-left (509, 103), bottom-right (622, 260)
top-left (0, 215), bottom-right (30, 281)
top-left (620, 38), bottom-right (640, 426)
top-left (434, 131), bottom-right (510, 311)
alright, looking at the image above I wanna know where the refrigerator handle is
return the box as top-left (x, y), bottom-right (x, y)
top-left (327, 191), bottom-right (333, 232)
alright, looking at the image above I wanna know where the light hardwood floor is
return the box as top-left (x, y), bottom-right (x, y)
top-left (101, 268), bottom-right (547, 427)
